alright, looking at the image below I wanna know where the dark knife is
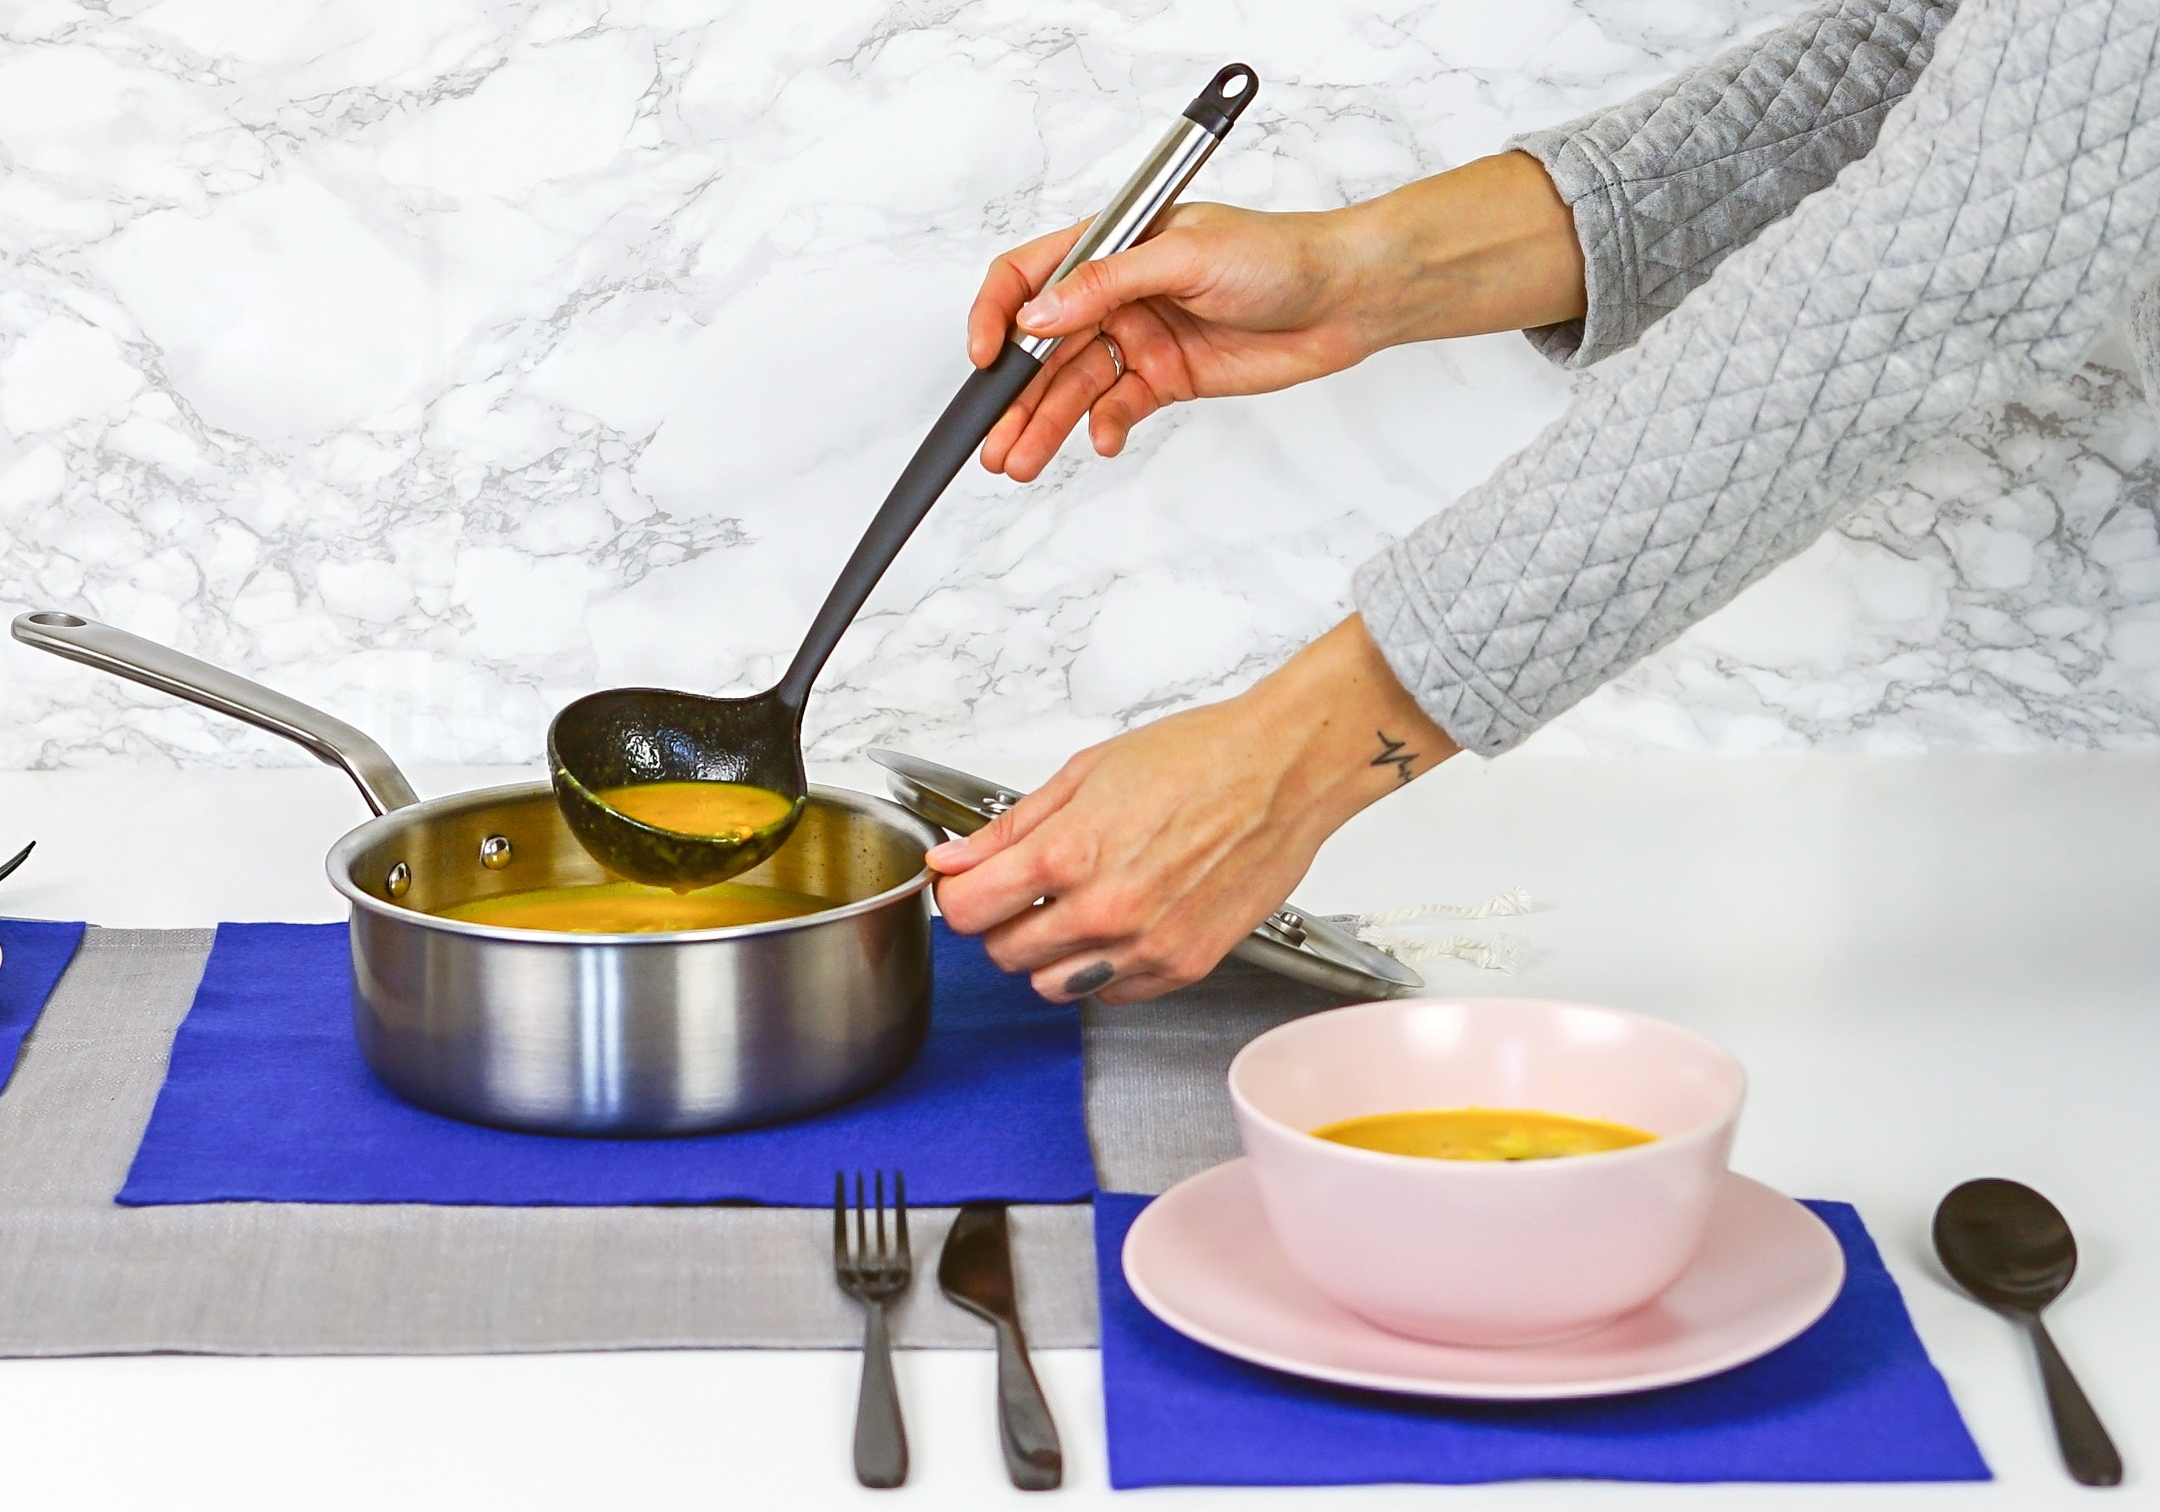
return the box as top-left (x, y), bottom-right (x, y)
top-left (938, 1203), bottom-right (1061, 1490)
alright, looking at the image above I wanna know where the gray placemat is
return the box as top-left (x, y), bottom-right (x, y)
top-left (0, 927), bottom-right (1345, 1355)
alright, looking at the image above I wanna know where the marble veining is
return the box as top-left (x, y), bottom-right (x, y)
top-left (2, 0), bottom-right (2154, 774)
top-left (1534, 331), bottom-right (2160, 753)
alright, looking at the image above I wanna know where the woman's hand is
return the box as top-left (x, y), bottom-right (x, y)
top-left (969, 203), bottom-right (1370, 481)
top-left (968, 150), bottom-right (1586, 481)
top-left (929, 616), bottom-right (1461, 1004)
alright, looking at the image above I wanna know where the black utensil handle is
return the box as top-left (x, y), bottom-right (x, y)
top-left (993, 1317), bottom-right (1063, 1490)
top-left (774, 341), bottom-right (1042, 714)
top-left (772, 63), bottom-right (1260, 716)
top-left (853, 1302), bottom-right (909, 1488)
top-left (2026, 1315), bottom-right (2123, 1486)
top-left (1183, 63), bottom-right (1259, 137)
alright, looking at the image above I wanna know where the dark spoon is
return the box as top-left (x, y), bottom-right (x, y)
top-left (0, 841), bottom-right (32, 885)
top-left (548, 64), bottom-right (1259, 888)
top-left (1933, 1178), bottom-right (2122, 1486)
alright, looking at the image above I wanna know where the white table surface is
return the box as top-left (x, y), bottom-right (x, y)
top-left (0, 751), bottom-right (2149, 1509)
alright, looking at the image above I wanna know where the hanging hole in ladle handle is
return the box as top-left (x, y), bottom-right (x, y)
top-left (1183, 63), bottom-right (1259, 137)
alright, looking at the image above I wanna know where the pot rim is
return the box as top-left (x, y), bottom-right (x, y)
top-left (325, 780), bottom-right (941, 946)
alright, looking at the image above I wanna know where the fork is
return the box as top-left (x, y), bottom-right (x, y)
top-left (833, 1169), bottom-right (912, 1488)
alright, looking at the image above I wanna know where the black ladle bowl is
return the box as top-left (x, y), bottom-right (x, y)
top-left (550, 685), bottom-right (810, 887)
top-left (548, 342), bottom-right (1042, 889)
top-left (549, 64), bottom-right (1260, 889)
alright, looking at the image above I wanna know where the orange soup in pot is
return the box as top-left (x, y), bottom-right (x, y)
top-left (436, 880), bottom-right (832, 934)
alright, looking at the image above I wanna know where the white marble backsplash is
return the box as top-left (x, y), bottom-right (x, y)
top-left (2, 0), bottom-right (2155, 775)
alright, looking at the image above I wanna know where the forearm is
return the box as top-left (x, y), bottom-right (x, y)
top-left (1357, 0), bottom-right (2160, 757)
top-left (928, 613), bottom-right (1458, 1004)
top-left (1515, 0), bottom-right (1958, 367)
top-left (1326, 0), bottom-right (1951, 369)
top-left (1326, 152), bottom-right (1587, 352)
top-left (1320, 0), bottom-right (1950, 367)
top-left (1237, 615), bottom-right (1461, 844)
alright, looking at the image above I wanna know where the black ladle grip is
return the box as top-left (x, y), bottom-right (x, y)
top-left (771, 62), bottom-right (1259, 717)
top-left (1184, 63), bottom-right (1259, 137)
top-left (773, 340), bottom-right (1041, 713)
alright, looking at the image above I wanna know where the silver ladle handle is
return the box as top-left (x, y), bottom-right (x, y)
top-left (11, 611), bottom-right (419, 815)
top-left (769, 64), bottom-right (1259, 717)
top-left (1012, 63), bottom-right (1257, 363)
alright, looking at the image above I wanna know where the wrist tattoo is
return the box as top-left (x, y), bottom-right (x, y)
top-left (1371, 730), bottom-right (1417, 785)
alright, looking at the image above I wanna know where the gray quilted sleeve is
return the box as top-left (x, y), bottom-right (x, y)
top-left (1514, 0), bottom-right (1959, 367)
top-left (1355, 0), bottom-right (2160, 757)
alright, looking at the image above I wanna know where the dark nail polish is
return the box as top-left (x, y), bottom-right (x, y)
top-left (1063, 961), bottom-right (1115, 996)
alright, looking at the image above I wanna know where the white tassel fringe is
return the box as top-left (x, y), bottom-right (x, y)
top-left (1350, 889), bottom-right (1532, 975)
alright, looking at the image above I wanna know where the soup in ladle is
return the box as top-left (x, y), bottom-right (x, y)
top-left (595, 780), bottom-right (799, 842)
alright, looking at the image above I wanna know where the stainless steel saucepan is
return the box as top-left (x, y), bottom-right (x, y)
top-left (12, 610), bottom-right (943, 1135)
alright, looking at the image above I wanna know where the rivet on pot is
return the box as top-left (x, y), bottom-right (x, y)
top-left (479, 835), bottom-right (513, 870)
top-left (385, 862), bottom-right (411, 899)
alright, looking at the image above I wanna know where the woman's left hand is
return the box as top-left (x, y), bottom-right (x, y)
top-left (929, 616), bottom-right (1459, 1004)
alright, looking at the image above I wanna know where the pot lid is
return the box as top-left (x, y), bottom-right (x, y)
top-left (868, 749), bottom-right (1424, 1001)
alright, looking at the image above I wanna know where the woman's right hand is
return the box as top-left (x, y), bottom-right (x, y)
top-left (967, 202), bottom-right (1377, 481)
top-left (967, 150), bottom-right (1587, 481)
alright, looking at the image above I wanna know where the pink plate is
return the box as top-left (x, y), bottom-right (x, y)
top-left (1121, 1161), bottom-right (1845, 1400)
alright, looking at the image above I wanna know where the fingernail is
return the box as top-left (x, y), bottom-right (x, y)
top-left (1018, 289), bottom-right (1062, 329)
top-left (925, 838), bottom-right (968, 868)
top-left (1063, 961), bottom-right (1115, 996)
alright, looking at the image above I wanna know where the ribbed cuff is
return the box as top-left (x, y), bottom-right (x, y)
top-left (1506, 129), bottom-right (1641, 370)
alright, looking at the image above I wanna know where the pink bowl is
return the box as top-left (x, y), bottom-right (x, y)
top-left (1229, 998), bottom-right (1745, 1346)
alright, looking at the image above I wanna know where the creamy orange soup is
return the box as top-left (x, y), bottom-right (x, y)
top-left (1312, 1107), bottom-right (1656, 1162)
top-left (594, 780), bottom-right (798, 841)
top-left (437, 880), bottom-right (832, 934)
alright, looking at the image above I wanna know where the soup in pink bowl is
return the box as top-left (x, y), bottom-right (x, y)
top-left (1229, 997), bottom-right (1746, 1346)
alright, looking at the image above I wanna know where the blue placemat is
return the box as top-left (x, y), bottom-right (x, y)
top-left (1095, 1192), bottom-right (1990, 1487)
top-left (119, 920), bottom-right (1092, 1207)
top-left (0, 918), bottom-right (86, 1090)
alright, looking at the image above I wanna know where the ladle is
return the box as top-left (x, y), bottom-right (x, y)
top-left (548, 64), bottom-right (1259, 888)
top-left (1933, 1177), bottom-right (2122, 1486)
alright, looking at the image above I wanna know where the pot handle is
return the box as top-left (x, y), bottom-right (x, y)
top-left (11, 611), bottom-right (420, 815)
